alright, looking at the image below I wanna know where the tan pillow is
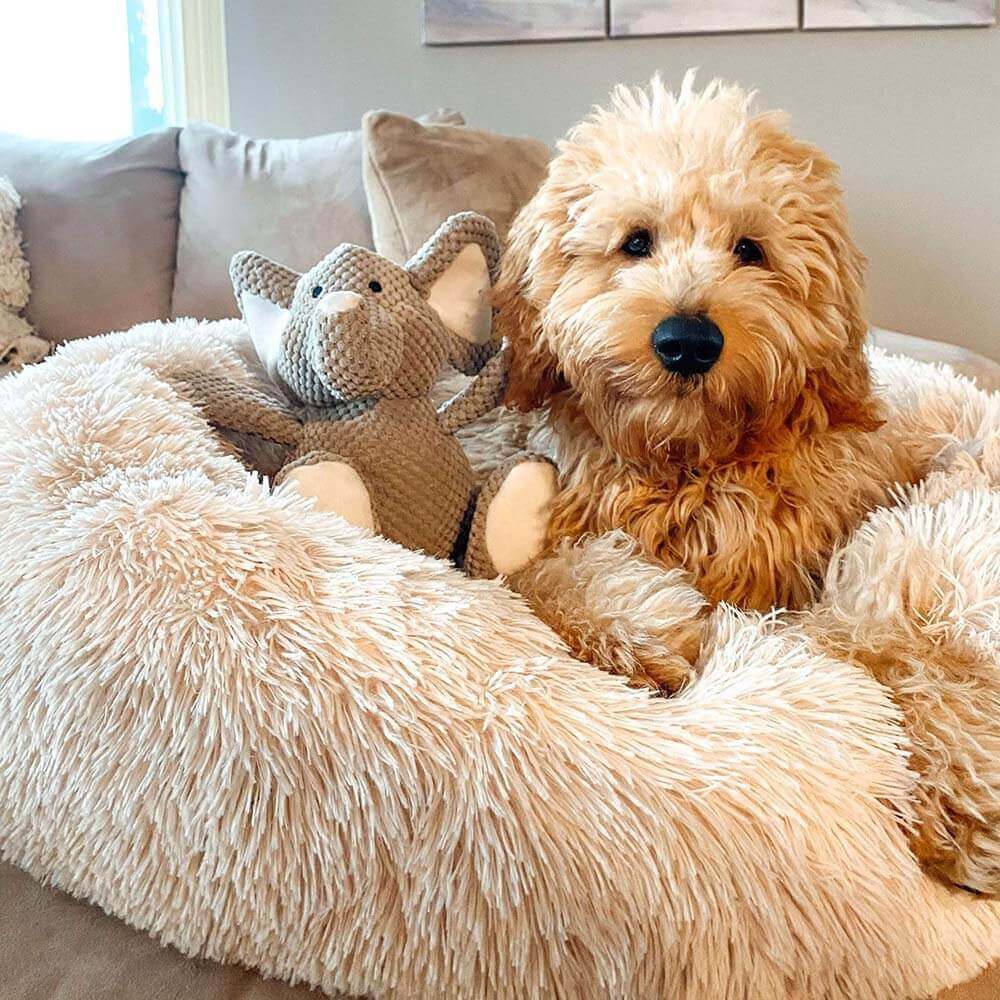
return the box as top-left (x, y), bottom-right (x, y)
top-left (362, 111), bottom-right (551, 263)
top-left (172, 111), bottom-right (463, 322)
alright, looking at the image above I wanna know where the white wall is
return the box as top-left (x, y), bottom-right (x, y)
top-left (225, 0), bottom-right (1000, 358)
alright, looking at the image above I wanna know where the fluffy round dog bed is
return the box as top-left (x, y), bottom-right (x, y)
top-left (0, 320), bottom-right (998, 999)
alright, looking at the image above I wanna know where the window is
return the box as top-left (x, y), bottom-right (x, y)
top-left (0, 0), bottom-right (228, 141)
top-left (129, 0), bottom-right (186, 136)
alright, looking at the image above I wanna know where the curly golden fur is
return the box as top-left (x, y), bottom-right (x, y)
top-left (497, 73), bottom-right (918, 614)
top-left (497, 75), bottom-right (1000, 894)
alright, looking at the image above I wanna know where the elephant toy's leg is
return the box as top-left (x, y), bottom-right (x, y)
top-left (463, 455), bottom-right (557, 579)
top-left (276, 451), bottom-right (378, 532)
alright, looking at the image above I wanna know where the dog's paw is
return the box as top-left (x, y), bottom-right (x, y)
top-left (915, 817), bottom-right (1000, 897)
top-left (621, 615), bottom-right (706, 695)
top-left (510, 530), bottom-right (708, 695)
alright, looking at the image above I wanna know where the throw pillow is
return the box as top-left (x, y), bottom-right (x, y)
top-left (0, 175), bottom-right (51, 372)
top-left (361, 111), bottom-right (550, 263)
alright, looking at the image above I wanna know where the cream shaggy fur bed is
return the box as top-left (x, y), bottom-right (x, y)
top-left (0, 319), bottom-right (998, 1000)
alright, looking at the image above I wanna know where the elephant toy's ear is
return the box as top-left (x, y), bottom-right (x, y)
top-left (406, 213), bottom-right (501, 372)
top-left (230, 251), bottom-right (301, 382)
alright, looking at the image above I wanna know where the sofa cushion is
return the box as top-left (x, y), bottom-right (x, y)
top-left (941, 965), bottom-right (1000, 999)
top-left (0, 130), bottom-right (182, 341)
top-left (0, 861), bottom-right (316, 1000)
top-left (362, 111), bottom-right (551, 263)
top-left (172, 112), bottom-right (463, 322)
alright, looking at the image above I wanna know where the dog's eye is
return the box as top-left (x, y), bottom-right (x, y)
top-left (368, 279), bottom-right (382, 293)
top-left (733, 238), bottom-right (765, 267)
top-left (621, 229), bottom-right (653, 258)
top-left (311, 285), bottom-right (323, 298)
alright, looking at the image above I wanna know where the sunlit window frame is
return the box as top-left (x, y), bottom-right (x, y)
top-left (177, 0), bottom-right (230, 127)
top-left (129, 0), bottom-right (230, 132)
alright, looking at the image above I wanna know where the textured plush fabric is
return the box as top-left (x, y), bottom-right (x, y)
top-left (0, 176), bottom-right (48, 373)
top-left (172, 113), bottom-right (463, 322)
top-left (0, 177), bottom-right (29, 315)
top-left (0, 130), bottom-right (182, 341)
top-left (1, 856), bottom-right (997, 1000)
top-left (362, 111), bottom-right (551, 263)
top-left (0, 321), bottom-right (999, 999)
top-left (872, 327), bottom-right (1000, 389)
top-left (813, 350), bottom-right (1000, 893)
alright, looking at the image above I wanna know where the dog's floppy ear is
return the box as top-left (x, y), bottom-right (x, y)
top-left (813, 234), bottom-right (884, 433)
top-left (815, 346), bottom-right (885, 433)
top-left (493, 202), bottom-right (567, 412)
top-left (231, 251), bottom-right (301, 382)
top-left (408, 212), bottom-right (501, 372)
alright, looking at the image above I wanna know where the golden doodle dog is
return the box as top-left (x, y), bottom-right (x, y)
top-left (497, 73), bottom-right (918, 687)
top-left (493, 74), bottom-right (1000, 892)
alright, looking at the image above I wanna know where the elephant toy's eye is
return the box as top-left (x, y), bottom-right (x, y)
top-left (311, 285), bottom-right (323, 298)
top-left (368, 280), bottom-right (382, 293)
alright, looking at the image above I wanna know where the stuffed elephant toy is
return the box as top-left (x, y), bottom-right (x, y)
top-left (177, 212), bottom-right (556, 578)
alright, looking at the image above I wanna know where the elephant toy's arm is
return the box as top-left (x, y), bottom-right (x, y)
top-left (437, 343), bottom-right (509, 436)
top-left (171, 368), bottom-right (303, 447)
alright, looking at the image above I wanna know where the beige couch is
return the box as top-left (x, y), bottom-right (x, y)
top-left (0, 118), bottom-right (997, 1000)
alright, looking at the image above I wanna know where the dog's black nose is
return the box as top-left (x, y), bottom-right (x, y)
top-left (651, 315), bottom-right (724, 378)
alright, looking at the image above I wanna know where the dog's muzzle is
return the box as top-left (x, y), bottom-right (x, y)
top-left (651, 315), bottom-right (724, 378)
